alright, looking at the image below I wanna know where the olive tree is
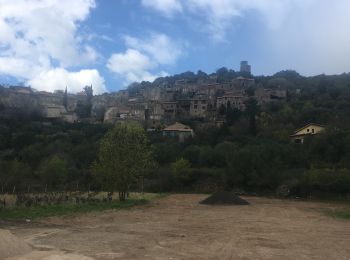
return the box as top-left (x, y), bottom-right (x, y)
top-left (93, 123), bottom-right (153, 201)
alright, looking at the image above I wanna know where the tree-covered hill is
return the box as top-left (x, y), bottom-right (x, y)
top-left (1, 68), bottom-right (350, 197)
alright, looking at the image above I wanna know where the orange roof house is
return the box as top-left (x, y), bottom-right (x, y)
top-left (162, 122), bottom-right (194, 142)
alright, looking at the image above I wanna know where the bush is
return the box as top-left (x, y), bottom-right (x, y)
top-left (303, 168), bottom-right (350, 194)
top-left (171, 158), bottom-right (192, 188)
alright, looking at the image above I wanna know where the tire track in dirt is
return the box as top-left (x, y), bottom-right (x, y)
top-left (4, 194), bottom-right (350, 260)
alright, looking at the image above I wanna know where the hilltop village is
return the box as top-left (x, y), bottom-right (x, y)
top-left (0, 61), bottom-right (287, 129)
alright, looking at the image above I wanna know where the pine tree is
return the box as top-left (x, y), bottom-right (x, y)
top-left (63, 86), bottom-right (68, 110)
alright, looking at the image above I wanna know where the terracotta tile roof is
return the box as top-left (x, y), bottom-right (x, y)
top-left (163, 122), bottom-right (193, 132)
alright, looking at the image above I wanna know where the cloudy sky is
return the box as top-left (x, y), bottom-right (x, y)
top-left (0, 0), bottom-right (350, 94)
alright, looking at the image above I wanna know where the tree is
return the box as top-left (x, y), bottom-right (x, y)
top-left (199, 146), bottom-right (221, 167)
top-left (75, 100), bottom-right (91, 118)
top-left (218, 104), bottom-right (226, 115)
top-left (151, 140), bottom-right (181, 165)
top-left (84, 85), bottom-right (93, 101)
top-left (182, 145), bottom-right (201, 166)
top-left (214, 142), bottom-right (237, 167)
top-left (63, 86), bottom-right (68, 109)
top-left (93, 123), bottom-right (154, 201)
top-left (93, 105), bottom-right (106, 122)
top-left (171, 158), bottom-right (191, 186)
top-left (226, 107), bottom-right (241, 126)
top-left (197, 70), bottom-right (208, 79)
top-left (0, 159), bottom-right (31, 191)
top-left (37, 156), bottom-right (69, 189)
top-left (245, 98), bottom-right (259, 135)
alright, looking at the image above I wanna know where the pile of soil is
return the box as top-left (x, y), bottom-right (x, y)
top-left (0, 229), bottom-right (32, 259)
top-left (199, 191), bottom-right (249, 205)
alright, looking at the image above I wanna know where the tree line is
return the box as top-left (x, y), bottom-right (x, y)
top-left (1, 70), bottom-right (350, 199)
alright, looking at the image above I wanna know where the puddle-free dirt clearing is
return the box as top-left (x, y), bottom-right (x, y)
top-left (2, 194), bottom-right (350, 259)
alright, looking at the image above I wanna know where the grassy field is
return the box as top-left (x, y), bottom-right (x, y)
top-left (0, 193), bottom-right (162, 220)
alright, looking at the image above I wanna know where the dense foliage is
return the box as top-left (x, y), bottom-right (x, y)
top-left (1, 70), bottom-right (350, 197)
top-left (0, 118), bottom-right (111, 192)
top-left (92, 123), bottom-right (154, 200)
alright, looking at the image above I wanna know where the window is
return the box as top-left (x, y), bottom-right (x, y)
top-left (202, 106), bottom-right (206, 110)
top-left (312, 128), bottom-right (314, 133)
top-left (307, 129), bottom-right (310, 132)
top-left (194, 105), bottom-right (198, 109)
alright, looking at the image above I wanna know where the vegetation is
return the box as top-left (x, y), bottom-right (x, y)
top-left (1, 70), bottom-right (350, 199)
top-left (92, 123), bottom-right (154, 200)
top-left (327, 208), bottom-right (350, 220)
top-left (0, 198), bottom-right (146, 220)
top-left (0, 193), bottom-right (161, 220)
top-left (0, 120), bottom-right (111, 192)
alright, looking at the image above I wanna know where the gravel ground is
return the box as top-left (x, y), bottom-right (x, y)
top-left (3, 194), bottom-right (350, 260)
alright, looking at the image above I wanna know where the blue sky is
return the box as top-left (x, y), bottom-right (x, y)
top-left (1, 0), bottom-right (350, 94)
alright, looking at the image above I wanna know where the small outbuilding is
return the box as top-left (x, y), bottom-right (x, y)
top-left (162, 122), bottom-right (194, 142)
top-left (290, 123), bottom-right (325, 143)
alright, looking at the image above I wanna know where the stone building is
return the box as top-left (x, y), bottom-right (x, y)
top-left (190, 95), bottom-right (208, 118)
top-left (216, 95), bottom-right (246, 110)
top-left (254, 88), bottom-right (287, 105)
top-left (104, 105), bottom-right (131, 123)
top-left (232, 77), bottom-right (255, 88)
top-left (162, 101), bottom-right (177, 123)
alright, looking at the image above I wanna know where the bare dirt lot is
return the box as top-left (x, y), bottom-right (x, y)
top-left (2, 194), bottom-right (350, 260)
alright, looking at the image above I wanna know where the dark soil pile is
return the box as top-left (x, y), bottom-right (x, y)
top-left (199, 191), bottom-right (249, 205)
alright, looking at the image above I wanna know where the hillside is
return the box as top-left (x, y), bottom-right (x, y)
top-left (1, 68), bottom-right (350, 196)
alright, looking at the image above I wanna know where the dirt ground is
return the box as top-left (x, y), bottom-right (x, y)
top-left (2, 194), bottom-right (350, 260)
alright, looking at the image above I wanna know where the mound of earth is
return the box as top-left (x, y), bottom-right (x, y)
top-left (199, 191), bottom-right (249, 205)
top-left (0, 229), bottom-right (32, 259)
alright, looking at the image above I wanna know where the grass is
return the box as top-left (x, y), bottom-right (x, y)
top-left (0, 192), bottom-right (163, 220)
top-left (326, 208), bottom-right (350, 220)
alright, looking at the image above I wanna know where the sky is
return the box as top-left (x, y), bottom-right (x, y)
top-left (1, 0), bottom-right (350, 94)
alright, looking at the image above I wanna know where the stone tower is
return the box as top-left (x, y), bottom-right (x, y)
top-left (240, 61), bottom-right (251, 74)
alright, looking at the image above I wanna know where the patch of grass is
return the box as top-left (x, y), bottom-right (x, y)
top-left (0, 193), bottom-right (162, 220)
top-left (129, 192), bottom-right (167, 200)
top-left (326, 208), bottom-right (350, 220)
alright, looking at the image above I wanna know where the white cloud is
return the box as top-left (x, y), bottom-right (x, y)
top-left (28, 68), bottom-right (107, 94)
top-left (141, 0), bottom-right (182, 17)
top-left (0, 0), bottom-right (97, 67)
top-left (142, 0), bottom-right (350, 75)
top-left (124, 33), bottom-right (183, 65)
top-left (107, 33), bottom-right (182, 84)
top-left (253, 0), bottom-right (350, 75)
top-left (0, 0), bottom-right (106, 93)
top-left (141, 0), bottom-right (307, 42)
top-left (0, 56), bottom-right (50, 79)
top-left (107, 49), bottom-right (158, 83)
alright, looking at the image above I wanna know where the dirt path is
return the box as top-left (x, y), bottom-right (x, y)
top-left (3, 194), bottom-right (350, 259)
